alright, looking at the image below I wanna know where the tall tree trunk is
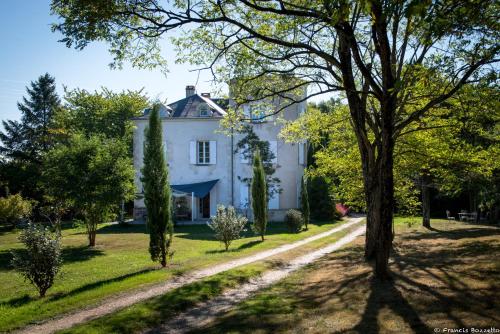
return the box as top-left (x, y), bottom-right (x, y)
top-left (89, 230), bottom-right (96, 247)
top-left (160, 235), bottom-right (167, 267)
top-left (421, 175), bottom-right (431, 228)
top-left (375, 128), bottom-right (395, 280)
top-left (361, 141), bottom-right (395, 281)
top-left (337, 20), bottom-right (395, 279)
top-left (364, 175), bottom-right (379, 260)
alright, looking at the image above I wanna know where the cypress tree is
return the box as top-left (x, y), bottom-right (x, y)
top-left (301, 175), bottom-right (310, 230)
top-left (141, 105), bottom-right (173, 267)
top-left (251, 149), bottom-right (267, 241)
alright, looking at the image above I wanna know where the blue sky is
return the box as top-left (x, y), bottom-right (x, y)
top-left (0, 1), bottom-right (217, 125)
top-left (0, 1), bottom-right (327, 127)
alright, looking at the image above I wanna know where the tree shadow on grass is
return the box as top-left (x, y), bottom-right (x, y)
top-left (198, 226), bottom-right (500, 334)
top-left (48, 268), bottom-right (157, 302)
top-left (0, 250), bottom-right (15, 271)
top-left (401, 225), bottom-right (500, 241)
top-left (237, 240), bottom-right (263, 250)
top-left (351, 277), bottom-right (430, 334)
top-left (0, 245), bottom-right (105, 272)
top-left (205, 240), bottom-right (264, 254)
top-left (177, 221), bottom-right (340, 242)
top-left (62, 245), bottom-right (105, 263)
top-left (96, 223), bottom-right (148, 235)
top-left (0, 294), bottom-right (36, 308)
top-left (71, 272), bottom-right (247, 334)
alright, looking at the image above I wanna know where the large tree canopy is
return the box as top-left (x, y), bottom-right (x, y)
top-left (0, 73), bottom-right (60, 163)
top-left (51, 0), bottom-right (499, 279)
top-left (281, 84), bottom-right (499, 224)
top-left (0, 73), bottom-right (61, 201)
top-left (43, 134), bottom-right (134, 246)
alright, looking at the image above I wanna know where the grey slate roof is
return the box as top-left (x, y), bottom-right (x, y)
top-left (134, 94), bottom-right (229, 119)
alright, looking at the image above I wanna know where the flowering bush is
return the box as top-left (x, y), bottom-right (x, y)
top-left (11, 223), bottom-right (62, 297)
top-left (208, 205), bottom-right (247, 251)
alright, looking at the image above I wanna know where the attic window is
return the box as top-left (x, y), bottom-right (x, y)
top-left (198, 103), bottom-right (210, 117)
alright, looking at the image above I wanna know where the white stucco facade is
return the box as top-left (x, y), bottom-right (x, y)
top-left (133, 93), bottom-right (307, 222)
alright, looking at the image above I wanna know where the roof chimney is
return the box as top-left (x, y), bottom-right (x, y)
top-left (185, 85), bottom-right (196, 97)
top-left (201, 92), bottom-right (211, 98)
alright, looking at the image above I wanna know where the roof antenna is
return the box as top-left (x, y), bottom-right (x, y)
top-left (194, 69), bottom-right (201, 91)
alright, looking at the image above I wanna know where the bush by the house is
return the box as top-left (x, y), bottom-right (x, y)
top-left (11, 223), bottom-right (62, 297)
top-left (0, 193), bottom-right (32, 228)
top-left (308, 176), bottom-right (337, 221)
top-left (209, 205), bottom-right (248, 251)
top-left (285, 209), bottom-right (304, 233)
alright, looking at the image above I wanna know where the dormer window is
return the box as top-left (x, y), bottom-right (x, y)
top-left (198, 103), bottom-right (210, 117)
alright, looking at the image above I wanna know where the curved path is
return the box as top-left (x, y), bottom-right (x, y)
top-left (16, 217), bottom-right (364, 334)
top-left (147, 224), bottom-right (366, 333)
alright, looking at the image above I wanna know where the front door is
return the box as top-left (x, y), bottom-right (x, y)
top-left (199, 193), bottom-right (210, 219)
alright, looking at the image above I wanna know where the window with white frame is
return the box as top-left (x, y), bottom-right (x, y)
top-left (198, 141), bottom-right (210, 164)
top-left (198, 103), bottom-right (210, 117)
top-left (190, 141), bottom-right (216, 165)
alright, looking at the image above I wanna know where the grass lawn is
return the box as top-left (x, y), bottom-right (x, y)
top-left (194, 218), bottom-right (500, 333)
top-left (0, 219), bottom-right (344, 332)
top-left (57, 220), bottom-right (365, 334)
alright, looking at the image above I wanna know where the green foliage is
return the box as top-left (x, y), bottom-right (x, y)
top-left (282, 83), bottom-right (499, 220)
top-left (285, 209), bottom-right (304, 233)
top-left (0, 73), bottom-right (61, 203)
top-left (306, 175), bottom-right (337, 221)
top-left (54, 88), bottom-right (148, 224)
top-left (0, 194), bottom-right (33, 228)
top-left (42, 134), bottom-right (134, 246)
top-left (50, 0), bottom-right (499, 277)
top-left (251, 149), bottom-right (267, 241)
top-left (208, 205), bottom-right (248, 251)
top-left (0, 73), bottom-right (60, 162)
top-left (51, 0), bottom-right (167, 71)
top-left (235, 124), bottom-right (280, 196)
top-left (11, 223), bottom-right (62, 297)
top-left (56, 88), bottom-right (148, 146)
top-left (141, 105), bottom-right (173, 267)
top-left (281, 104), bottom-right (367, 211)
top-left (301, 176), bottom-right (310, 229)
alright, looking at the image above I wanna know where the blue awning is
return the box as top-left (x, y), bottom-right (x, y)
top-left (171, 179), bottom-right (219, 198)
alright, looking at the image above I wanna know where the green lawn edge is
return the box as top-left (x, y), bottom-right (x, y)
top-left (0, 219), bottom-right (350, 332)
top-left (57, 220), bottom-right (365, 334)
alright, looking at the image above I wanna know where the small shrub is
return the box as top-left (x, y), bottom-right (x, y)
top-left (11, 223), bottom-right (62, 297)
top-left (0, 194), bottom-right (32, 228)
top-left (208, 205), bottom-right (248, 251)
top-left (405, 219), bottom-right (417, 228)
top-left (285, 209), bottom-right (304, 233)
